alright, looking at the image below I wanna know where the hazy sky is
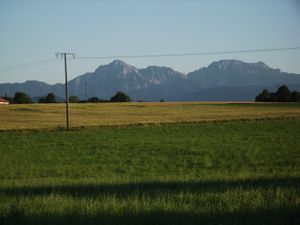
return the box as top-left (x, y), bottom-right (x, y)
top-left (1, 0), bottom-right (300, 84)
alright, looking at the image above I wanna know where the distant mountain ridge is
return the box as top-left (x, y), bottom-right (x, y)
top-left (187, 60), bottom-right (299, 88)
top-left (1, 59), bottom-right (300, 101)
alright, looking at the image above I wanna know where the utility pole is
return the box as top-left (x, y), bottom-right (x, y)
top-left (55, 52), bottom-right (75, 131)
top-left (84, 83), bottom-right (88, 101)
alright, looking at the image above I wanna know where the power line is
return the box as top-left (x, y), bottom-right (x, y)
top-left (76, 46), bottom-right (300, 60)
top-left (0, 58), bottom-right (58, 72)
top-left (0, 61), bottom-right (59, 73)
top-left (1, 46), bottom-right (300, 72)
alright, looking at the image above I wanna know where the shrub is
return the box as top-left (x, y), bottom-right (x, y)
top-left (110, 91), bottom-right (131, 102)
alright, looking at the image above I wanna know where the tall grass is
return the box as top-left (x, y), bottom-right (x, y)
top-left (0, 118), bottom-right (300, 224)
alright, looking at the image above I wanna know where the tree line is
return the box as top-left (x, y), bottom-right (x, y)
top-left (256, 85), bottom-right (300, 102)
top-left (1, 91), bottom-right (132, 104)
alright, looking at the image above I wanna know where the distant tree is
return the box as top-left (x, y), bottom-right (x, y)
top-left (255, 89), bottom-right (271, 102)
top-left (255, 85), bottom-right (300, 102)
top-left (270, 93), bottom-right (277, 102)
top-left (86, 96), bottom-right (109, 103)
top-left (160, 99), bottom-right (165, 102)
top-left (110, 91), bottom-right (131, 102)
top-left (13, 92), bottom-right (32, 104)
top-left (39, 93), bottom-right (56, 103)
top-left (38, 97), bottom-right (46, 103)
top-left (69, 96), bottom-right (80, 103)
top-left (276, 85), bottom-right (291, 102)
top-left (45, 93), bottom-right (56, 103)
top-left (291, 91), bottom-right (300, 102)
top-left (88, 97), bottom-right (101, 103)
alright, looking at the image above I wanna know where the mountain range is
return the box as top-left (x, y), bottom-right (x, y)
top-left (1, 59), bottom-right (300, 101)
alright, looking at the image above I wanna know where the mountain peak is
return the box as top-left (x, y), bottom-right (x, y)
top-left (253, 61), bottom-right (270, 69)
top-left (217, 59), bottom-right (243, 64)
top-left (208, 59), bottom-right (245, 70)
top-left (109, 59), bottom-right (128, 67)
top-left (108, 59), bottom-right (137, 72)
top-left (95, 59), bottom-right (137, 75)
top-left (211, 60), bottom-right (270, 70)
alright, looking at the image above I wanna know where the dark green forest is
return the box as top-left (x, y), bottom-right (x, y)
top-left (256, 85), bottom-right (300, 102)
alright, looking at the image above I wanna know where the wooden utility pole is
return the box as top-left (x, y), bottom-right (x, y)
top-left (84, 83), bottom-right (88, 101)
top-left (55, 52), bottom-right (75, 131)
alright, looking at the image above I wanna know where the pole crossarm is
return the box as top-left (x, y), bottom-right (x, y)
top-left (55, 52), bottom-right (75, 59)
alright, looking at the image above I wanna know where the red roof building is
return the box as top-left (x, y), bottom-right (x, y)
top-left (0, 97), bottom-right (9, 105)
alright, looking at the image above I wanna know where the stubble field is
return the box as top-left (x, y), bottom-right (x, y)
top-left (0, 102), bottom-right (300, 130)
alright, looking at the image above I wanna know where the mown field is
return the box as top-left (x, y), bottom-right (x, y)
top-left (0, 103), bottom-right (300, 225)
top-left (0, 102), bottom-right (300, 130)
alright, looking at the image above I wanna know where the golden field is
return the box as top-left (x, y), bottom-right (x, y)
top-left (0, 102), bottom-right (300, 130)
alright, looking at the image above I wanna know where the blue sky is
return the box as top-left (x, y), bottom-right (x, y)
top-left (0, 0), bottom-right (300, 84)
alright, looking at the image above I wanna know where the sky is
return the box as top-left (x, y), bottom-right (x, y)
top-left (0, 0), bottom-right (300, 84)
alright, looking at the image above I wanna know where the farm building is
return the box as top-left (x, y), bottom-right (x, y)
top-left (0, 97), bottom-right (9, 105)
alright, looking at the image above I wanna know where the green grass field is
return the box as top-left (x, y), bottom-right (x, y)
top-left (0, 103), bottom-right (300, 224)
